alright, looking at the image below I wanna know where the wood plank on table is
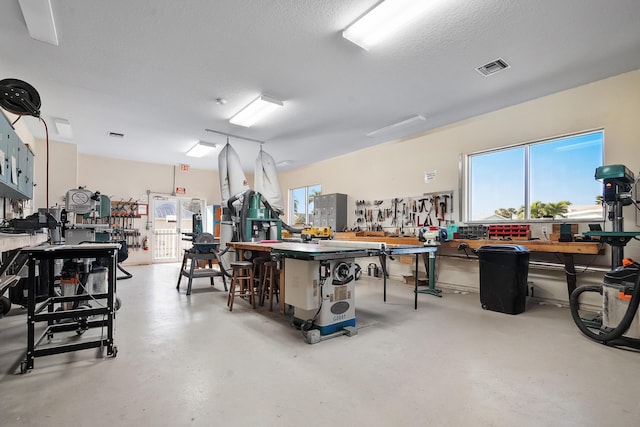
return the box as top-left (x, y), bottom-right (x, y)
top-left (442, 239), bottom-right (604, 255)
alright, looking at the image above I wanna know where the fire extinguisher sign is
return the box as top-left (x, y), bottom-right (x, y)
top-left (175, 187), bottom-right (186, 195)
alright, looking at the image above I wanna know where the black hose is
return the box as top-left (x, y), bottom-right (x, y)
top-left (570, 270), bottom-right (640, 344)
top-left (117, 264), bottom-right (133, 280)
top-left (261, 199), bottom-right (302, 234)
top-left (240, 190), bottom-right (255, 241)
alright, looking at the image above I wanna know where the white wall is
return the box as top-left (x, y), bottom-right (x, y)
top-left (278, 69), bottom-right (640, 304)
top-left (33, 139), bottom-right (78, 209)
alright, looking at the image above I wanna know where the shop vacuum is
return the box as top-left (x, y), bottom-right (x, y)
top-left (570, 259), bottom-right (640, 347)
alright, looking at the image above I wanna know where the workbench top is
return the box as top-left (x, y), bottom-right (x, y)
top-left (442, 239), bottom-right (604, 255)
top-left (0, 232), bottom-right (48, 253)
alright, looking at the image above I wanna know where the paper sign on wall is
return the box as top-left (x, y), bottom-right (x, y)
top-left (424, 170), bottom-right (437, 183)
top-left (175, 187), bottom-right (186, 195)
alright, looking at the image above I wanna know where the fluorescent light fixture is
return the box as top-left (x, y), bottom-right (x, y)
top-left (19, 0), bottom-right (59, 46)
top-left (343, 0), bottom-right (434, 50)
top-left (186, 141), bottom-right (216, 158)
top-left (229, 95), bottom-right (283, 127)
top-left (276, 160), bottom-right (293, 167)
top-left (366, 115), bottom-right (426, 137)
top-left (54, 118), bottom-right (73, 138)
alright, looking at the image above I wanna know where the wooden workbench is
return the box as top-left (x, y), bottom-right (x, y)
top-left (441, 239), bottom-right (605, 297)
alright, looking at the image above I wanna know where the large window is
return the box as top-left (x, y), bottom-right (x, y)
top-left (290, 185), bottom-right (321, 225)
top-left (468, 130), bottom-right (604, 221)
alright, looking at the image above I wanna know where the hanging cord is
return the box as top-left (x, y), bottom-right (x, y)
top-left (39, 117), bottom-right (50, 210)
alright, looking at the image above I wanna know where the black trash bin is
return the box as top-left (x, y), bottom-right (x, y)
top-left (476, 245), bottom-right (530, 314)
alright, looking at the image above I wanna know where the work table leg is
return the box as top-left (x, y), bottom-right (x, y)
top-left (380, 254), bottom-right (388, 302)
top-left (279, 260), bottom-right (286, 314)
top-left (563, 253), bottom-right (577, 298)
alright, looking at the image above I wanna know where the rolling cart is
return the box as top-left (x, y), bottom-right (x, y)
top-left (20, 243), bottom-right (119, 373)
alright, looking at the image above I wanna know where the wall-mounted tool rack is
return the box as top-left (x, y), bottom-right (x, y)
top-left (353, 191), bottom-right (454, 233)
top-left (79, 199), bottom-right (142, 249)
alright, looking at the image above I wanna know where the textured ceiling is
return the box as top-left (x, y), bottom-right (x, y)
top-left (2, 0), bottom-right (640, 171)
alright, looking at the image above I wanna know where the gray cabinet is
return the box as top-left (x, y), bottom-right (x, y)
top-left (0, 113), bottom-right (34, 199)
top-left (313, 193), bottom-right (347, 231)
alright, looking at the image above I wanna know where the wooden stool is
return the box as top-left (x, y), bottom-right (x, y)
top-left (259, 261), bottom-right (279, 311)
top-left (227, 261), bottom-right (256, 311)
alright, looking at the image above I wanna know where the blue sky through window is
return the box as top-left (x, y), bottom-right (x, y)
top-left (470, 131), bottom-right (603, 220)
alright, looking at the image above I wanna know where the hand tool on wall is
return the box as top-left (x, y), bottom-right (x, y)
top-left (442, 194), bottom-right (451, 222)
top-left (418, 198), bottom-right (427, 213)
top-left (433, 195), bottom-right (440, 220)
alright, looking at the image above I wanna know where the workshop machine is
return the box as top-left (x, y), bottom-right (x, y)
top-left (217, 142), bottom-right (297, 268)
top-left (182, 212), bottom-right (218, 254)
top-left (418, 226), bottom-right (440, 245)
top-left (57, 188), bottom-right (126, 310)
top-left (570, 165), bottom-right (640, 347)
top-left (286, 258), bottom-right (357, 340)
top-left (64, 188), bottom-right (111, 243)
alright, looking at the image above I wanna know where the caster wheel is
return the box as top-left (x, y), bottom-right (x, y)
top-left (481, 304), bottom-right (488, 310)
top-left (108, 346), bottom-right (118, 358)
top-left (0, 296), bottom-right (11, 316)
top-left (20, 361), bottom-right (29, 374)
top-left (47, 332), bottom-right (54, 340)
top-left (114, 296), bottom-right (122, 311)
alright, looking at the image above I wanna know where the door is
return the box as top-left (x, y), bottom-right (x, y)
top-left (151, 195), bottom-right (205, 263)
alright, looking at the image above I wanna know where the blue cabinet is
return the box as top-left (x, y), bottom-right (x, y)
top-left (0, 112), bottom-right (35, 200)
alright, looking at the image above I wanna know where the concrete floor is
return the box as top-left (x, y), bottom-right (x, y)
top-left (1, 263), bottom-right (639, 427)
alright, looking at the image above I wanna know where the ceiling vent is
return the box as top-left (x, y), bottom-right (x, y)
top-left (476, 58), bottom-right (510, 76)
top-left (108, 132), bottom-right (124, 138)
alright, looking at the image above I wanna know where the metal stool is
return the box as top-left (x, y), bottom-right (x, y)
top-left (227, 261), bottom-right (256, 311)
top-left (259, 261), bottom-right (279, 311)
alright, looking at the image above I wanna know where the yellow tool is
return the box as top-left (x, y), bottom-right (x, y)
top-left (301, 226), bottom-right (332, 241)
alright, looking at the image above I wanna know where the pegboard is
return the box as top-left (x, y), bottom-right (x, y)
top-left (353, 191), bottom-right (454, 233)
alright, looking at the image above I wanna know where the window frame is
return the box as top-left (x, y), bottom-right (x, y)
top-left (465, 129), bottom-right (605, 223)
top-left (289, 184), bottom-right (322, 225)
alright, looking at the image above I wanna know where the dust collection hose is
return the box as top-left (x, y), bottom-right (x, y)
top-left (569, 270), bottom-right (640, 345)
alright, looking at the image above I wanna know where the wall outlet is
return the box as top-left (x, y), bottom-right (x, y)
top-left (541, 226), bottom-right (548, 235)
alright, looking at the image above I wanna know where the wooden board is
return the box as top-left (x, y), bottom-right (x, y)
top-left (443, 239), bottom-right (604, 255)
top-left (334, 233), bottom-right (421, 246)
